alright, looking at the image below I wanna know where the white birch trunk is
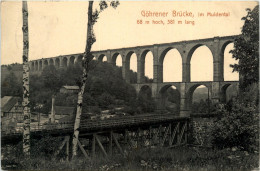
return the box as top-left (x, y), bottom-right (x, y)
top-left (50, 95), bottom-right (55, 123)
top-left (22, 1), bottom-right (31, 156)
top-left (72, 1), bottom-right (93, 158)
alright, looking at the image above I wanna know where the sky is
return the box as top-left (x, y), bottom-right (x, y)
top-left (1, 1), bottom-right (258, 81)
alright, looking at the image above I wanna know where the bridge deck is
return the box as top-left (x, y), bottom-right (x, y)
top-left (2, 114), bottom-right (189, 143)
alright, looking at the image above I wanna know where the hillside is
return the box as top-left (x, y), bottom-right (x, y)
top-left (1, 61), bottom-right (154, 115)
top-left (1, 64), bottom-right (23, 83)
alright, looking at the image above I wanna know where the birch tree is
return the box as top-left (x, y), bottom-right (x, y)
top-left (72, 1), bottom-right (119, 158)
top-left (22, 1), bottom-right (31, 156)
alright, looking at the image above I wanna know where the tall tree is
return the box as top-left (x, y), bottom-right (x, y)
top-left (230, 5), bottom-right (259, 89)
top-left (72, 1), bottom-right (119, 158)
top-left (22, 1), bottom-right (31, 156)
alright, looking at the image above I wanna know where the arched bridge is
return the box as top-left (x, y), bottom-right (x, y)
top-left (29, 35), bottom-right (239, 116)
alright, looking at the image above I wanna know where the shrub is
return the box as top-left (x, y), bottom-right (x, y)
top-left (30, 135), bottom-right (64, 158)
top-left (97, 92), bottom-right (116, 109)
top-left (212, 83), bottom-right (259, 151)
top-left (123, 106), bottom-right (137, 115)
top-left (90, 106), bottom-right (101, 114)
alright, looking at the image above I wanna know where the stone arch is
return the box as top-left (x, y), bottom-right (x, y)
top-left (35, 61), bottom-right (38, 71)
top-left (188, 44), bottom-right (214, 82)
top-left (220, 40), bottom-right (234, 59)
top-left (141, 50), bottom-right (151, 61)
top-left (159, 47), bottom-right (182, 64)
top-left (221, 40), bottom-right (238, 81)
top-left (69, 56), bottom-right (75, 66)
top-left (220, 83), bottom-right (231, 103)
top-left (77, 55), bottom-right (83, 64)
top-left (98, 54), bottom-right (107, 62)
top-left (187, 44), bottom-right (214, 63)
top-left (158, 85), bottom-right (181, 114)
top-left (62, 57), bottom-right (68, 67)
top-left (31, 62), bottom-right (35, 71)
top-left (55, 58), bottom-right (60, 68)
top-left (49, 59), bottom-right (54, 66)
top-left (43, 60), bottom-right (48, 68)
top-left (186, 83), bottom-right (211, 111)
top-left (220, 83), bottom-right (238, 103)
top-left (111, 52), bottom-right (122, 66)
top-left (138, 85), bottom-right (152, 96)
top-left (124, 51), bottom-right (137, 83)
top-left (126, 51), bottom-right (138, 72)
top-left (140, 50), bottom-right (154, 82)
top-left (39, 61), bottom-right (42, 70)
top-left (125, 51), bottom-right (134, 62)
top-left (159, 47), bottom-right (182, 82)
top-left (93, 56), bottom-right (97, 60)
top-left (91, 53), bottom-right (97, 60)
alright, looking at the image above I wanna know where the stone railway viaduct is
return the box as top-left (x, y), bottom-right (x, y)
top-left (29, 35), bottom-right (239, 116)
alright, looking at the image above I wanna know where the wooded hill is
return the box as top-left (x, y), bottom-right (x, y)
top-left (1, 61), bottom-right (237, 115)
top-left (1, 61), bottom-right (155, 115)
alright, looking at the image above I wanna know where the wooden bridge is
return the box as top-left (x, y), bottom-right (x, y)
top-left (2, 113), bottom-right (189, 159)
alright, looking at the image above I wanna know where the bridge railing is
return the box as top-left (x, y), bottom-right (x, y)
top-left (1, 122), bottom-right (75, 136)
top-left (1, 114), bottom-right (189, 136)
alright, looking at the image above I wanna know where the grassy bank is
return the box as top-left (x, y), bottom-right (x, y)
top-left (2, 145), bottom-right (258, 170)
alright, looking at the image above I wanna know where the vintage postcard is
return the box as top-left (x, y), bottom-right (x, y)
top-left (1, 1), bottom-right (259, 170)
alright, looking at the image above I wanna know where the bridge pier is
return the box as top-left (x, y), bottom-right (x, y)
top-left (137, 58), bottom-right (145, 83)
top-left (211, 82), bottom-right (221, 104)
top-left (122, 60), bottom-right (130, 83)
top-left (212, 37), bottom-right (224, 82)
top-left (182, 63), bottom-right (190, 82)
top-left (153, 45), bottom-right (161, 83)
top-left (60, 56), bottom-right (66, 68)
top-left (180, 83), bottom-right (190, 116)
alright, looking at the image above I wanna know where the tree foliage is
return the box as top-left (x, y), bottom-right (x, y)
top-left (137, 86), bottom-right (156, 113)
top-left (230, 5), bottom-right (259, 89)
top-left (212, 6), bottom-right (259, 151)
top-left (42, 65), bottom-right (63, 93)
top-left (1, 60), bottom-right (155, 115)
top-left (1, 72), bottom-right (23, 98)
top-left (212, 83), bottom-right (259, 151)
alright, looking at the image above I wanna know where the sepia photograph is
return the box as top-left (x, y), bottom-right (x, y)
top-left (1, 1), bottom-right (259, 170)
